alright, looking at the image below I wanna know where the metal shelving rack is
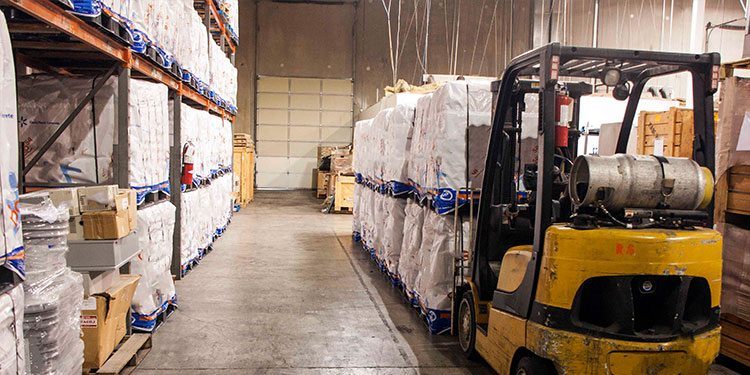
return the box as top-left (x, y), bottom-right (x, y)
top-left (2, 0), bottom-right (237, 279)
top-left (194, 0), bottom-right (237, 58)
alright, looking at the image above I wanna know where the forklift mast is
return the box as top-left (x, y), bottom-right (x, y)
top-left (472, 43), bottom-right (721, 317)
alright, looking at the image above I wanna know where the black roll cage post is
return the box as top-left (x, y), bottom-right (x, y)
top-left (471, 42), bottom-right (720, 318)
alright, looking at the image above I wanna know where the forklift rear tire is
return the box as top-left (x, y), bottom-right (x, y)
top-left (516, 356), bottom-right (554, 375)
top-left (458, 291), bottom-right (478, 359)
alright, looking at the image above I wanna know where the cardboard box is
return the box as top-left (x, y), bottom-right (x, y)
top-left (117, 189), bottom-right (137, 230)
top-left (78, 185), bottom-right (119, 213)
top-left (47, 187), bottom-right (81, 216)
top-left (81, 269), bottom-right (119, 298)
top-left (82, 210), bottom-right (131, 240)
top-left (81, 275), bottom-right (140, 369)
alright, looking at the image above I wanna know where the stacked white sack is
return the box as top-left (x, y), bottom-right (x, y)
top-left (128, 79), bottom-right (170, 197)
top-left (381, 197), bottom-right (407, 275)
top-left (383, 103), bottom-right (417, 185)
top-left (172, 2), bottom-right (210, 80)
top-left (179, 175), bottom-right (233, 268)
top-left (130, 202), bottom-right (176, 331)
top-left (20, 195), bottom-right (84, 374)
top-left (18, 75), bottom-right (116, 185)
top-left (352, 119), bottom-right (373, 178)
top-left (425, 81), bottom-right (492, 195)
top-left (0, 284), bottom-right (25, 374)
top-left (209, 40), bottom-right (238, 105)
top-left (406, 93), bottom-right (434, 192)
top-left (397, 199), bottom-right (427, 294)
top-left (367, 109), bottom-right (391, 182)
top-left (1, 12), bottom-right (24, 280)
top-left (413, 210), bottom-right (471, 312)
top-left (352, 183), bottom-right (362, 235)
top-left (178, 104), bottom-right (233, 180)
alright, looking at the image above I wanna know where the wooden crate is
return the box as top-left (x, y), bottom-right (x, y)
top-left (721, 314), bottom-right (750, 367)
top-left (233, 148), bottom-right (255, 207)
top-left (333, 175), bottom-right (355, 213)
top-left (726, 165), bottom-right (750, 216)
top-left (637, 107), bottom-right (694, 158)
top-left (316, 170), bottom-right (331, 199)
top-left (233, 133), bottom-right (253, 150)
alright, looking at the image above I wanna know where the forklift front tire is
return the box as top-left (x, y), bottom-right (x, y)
top-left (458, 291), bottom-right (478, 359)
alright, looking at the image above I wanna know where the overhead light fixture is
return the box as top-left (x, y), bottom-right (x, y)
top-left (602, 68), bottom-right (622, 87)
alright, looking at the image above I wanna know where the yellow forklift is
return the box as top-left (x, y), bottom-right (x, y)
top-left (456, 43), bottom-right (722, 374)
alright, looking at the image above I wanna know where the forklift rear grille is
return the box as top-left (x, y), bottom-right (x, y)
top-left (553, 275), bottom-right (719, 341)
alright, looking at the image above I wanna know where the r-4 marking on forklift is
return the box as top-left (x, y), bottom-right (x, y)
top-left (615, 243), bottom-right (636, 256)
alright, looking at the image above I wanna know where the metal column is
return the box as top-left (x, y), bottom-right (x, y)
top-left (115, 67), bottom-right (130, 189)
top-left (169, 94), bottom-right (183, 279)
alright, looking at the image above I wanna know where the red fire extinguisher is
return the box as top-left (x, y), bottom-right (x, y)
top-left (181, 141), bottom-right (196, 186)
top-left (555, 92), bottom-right (574, 147)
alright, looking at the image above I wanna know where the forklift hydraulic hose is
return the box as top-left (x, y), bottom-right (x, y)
top-left (570, 154), bottom-right (714, 211)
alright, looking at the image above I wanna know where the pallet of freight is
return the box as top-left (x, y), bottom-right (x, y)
top-left (716, 74), bottom-right (750, 367)
top-left (316, 169), bottom-right (332, 199)
top-left (233, 133), bottom-right (253, 150)
top-left (233, 147), bottom-right (255, 207)
top-left (333, 175), bottom-right (355, 213)
top-left (636, 107), bottom-right (719, 158)
top-left (637, 107), bottom-right (695, 157)
top-left (716, 165), bottom-right (750, 217)
top-left (85, 334), bottom-right (152, 375)
top-left (720, 315), bottom-right (750, 367)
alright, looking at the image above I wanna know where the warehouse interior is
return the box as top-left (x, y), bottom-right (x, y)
top-left (2, 0), bottom-right (750, 374)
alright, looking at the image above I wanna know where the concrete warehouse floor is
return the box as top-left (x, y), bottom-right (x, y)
top-left (132, 191), bottom-right (741, 374)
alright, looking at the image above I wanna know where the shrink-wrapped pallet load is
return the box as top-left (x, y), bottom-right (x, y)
top-left (0, 284), bottom-right (24, 374)
top-left (128, 79), bottom-right (170, 202)
top-left (406, 93), bottom-right (434, 196)
top-left (130, 202), bottom-right (176, 331)
top-left (383, 103), bottom-right (419, 194)
top-left (18, 75), bottom-right (116, 185)
top-left (18, 76), bottom-right (170, 203)
top-left (424, 81), bottom-right (492, 214)
top-left (176, 102), bottom-right (233, 270)
top-left (20, 194), bottom-right (85, 373)
top-left (1, 13), bottom-right (24, 281)
top-left (397, 199), bottom-right (427, 298)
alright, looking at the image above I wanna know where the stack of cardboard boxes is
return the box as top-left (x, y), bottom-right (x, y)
top-left (21, 185), bottom-right (142, 369)
top-left (716, 76), bottom-right (750, 367)
top-left (44, 185), bottom-right (137, 241)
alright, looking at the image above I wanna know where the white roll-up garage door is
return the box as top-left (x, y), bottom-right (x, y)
top-left (255, 76), bottom-right (353, 189)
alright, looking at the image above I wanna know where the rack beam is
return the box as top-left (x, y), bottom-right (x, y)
top-left (2, 0), bottom-right (236, 122)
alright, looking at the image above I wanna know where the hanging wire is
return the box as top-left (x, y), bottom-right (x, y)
top-left (468, 0), bottom-right (487, 74)
top-left (476, 0), bottom-right (500, 75)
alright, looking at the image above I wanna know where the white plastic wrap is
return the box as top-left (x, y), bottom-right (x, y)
top-left (397, 199), bottom-right (426, 293)
top-left (208, 39), bottom-right (238, 105)
top-left (19, 195), bottom-right (84, 374)
top-left (18, 76), bottom-right (171, 199)
top-left (0, 284), bottom-right (25, 375)
top-left (17, 75), bottom-right (116, 185)
top-left (180, 174), bottom-right (233, 270)
top-left (381, 197), bottom-right (406, 275)
top-left (0, 14), bottom-right (23, 280)
top-left (130, 202), bottom-right (176, 331)
top-left (424, 81), bottom-right (492, 194)
top-left (406, 93), bottom-right (434, 191)
top-left (177, 104), bottom-right (233, 181)
top-left (128, 79), bottom-right (170, 197)
top-left (383, 104), bottom-right (417, 185)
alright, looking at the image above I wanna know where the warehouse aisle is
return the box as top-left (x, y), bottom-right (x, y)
top-left (133, 191), bottom-right (493, 374)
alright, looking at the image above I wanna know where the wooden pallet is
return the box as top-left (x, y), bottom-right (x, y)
top-left (86, 334), bottom-right (152, 375)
